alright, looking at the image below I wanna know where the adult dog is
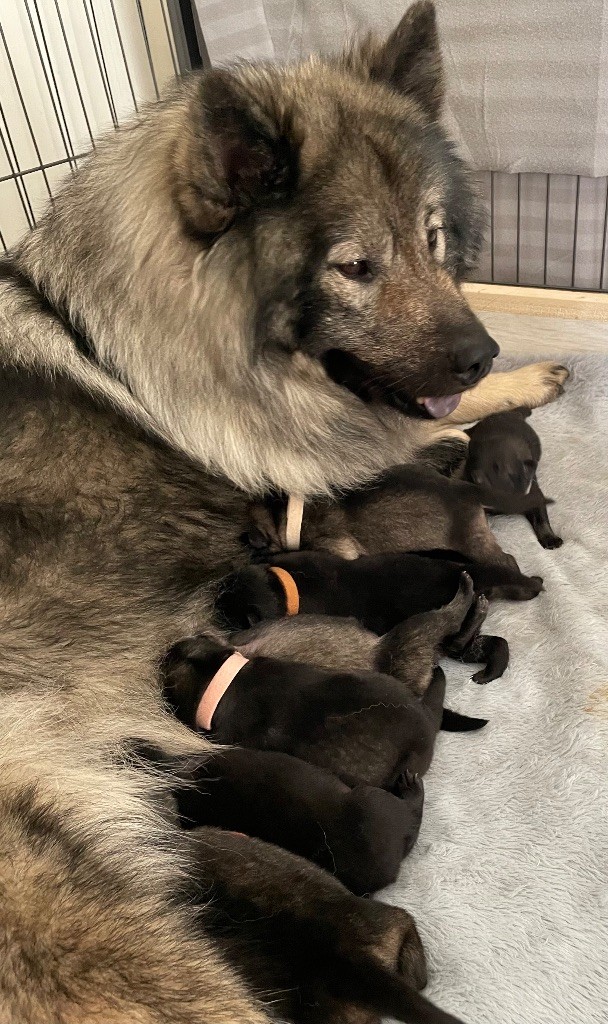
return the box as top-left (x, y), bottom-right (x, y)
top-left (0, 3), bottom-right (567, 1021)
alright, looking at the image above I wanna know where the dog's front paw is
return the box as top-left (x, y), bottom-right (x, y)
top-left (539, 362), bottom-right (569, 400)
top-left (514, 361), bottom-right (570, 409)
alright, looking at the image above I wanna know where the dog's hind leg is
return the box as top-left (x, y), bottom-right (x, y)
top-left (375, 573), bottom-right (475, 696)
top-left (457, 633), bottom-right (510, 684)
top-left (442, 593), bottom-right (509, 683)
top-left (525, 476), bottom-right (563, 549)
top-left (442, 362), bottom-right (569, 424)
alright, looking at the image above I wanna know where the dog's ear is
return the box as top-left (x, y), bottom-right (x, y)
top-left (345, 2), bottom-right (444, 120)
top-left (175, 70), bottom-right (301, 236)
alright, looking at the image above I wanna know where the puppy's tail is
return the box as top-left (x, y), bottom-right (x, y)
top-left (441, 708), bottom-right (488, 731)
top-left (328, 952), bottom-right (466, 1024)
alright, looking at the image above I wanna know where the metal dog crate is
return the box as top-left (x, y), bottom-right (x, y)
top-left (1, 1), bottom-right (606, 292)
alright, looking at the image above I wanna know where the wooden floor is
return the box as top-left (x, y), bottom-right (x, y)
top-left (475, 311), bottom-right (607, 356)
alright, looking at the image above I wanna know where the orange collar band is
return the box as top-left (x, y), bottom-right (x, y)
top-left (268, 565), bottom-right (300, 616)
top-left (196, 651), bottom-right (249, 731)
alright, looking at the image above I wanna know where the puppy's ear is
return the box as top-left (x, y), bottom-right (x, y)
top-left (343, 2), bottom-right (444, 120)
top-left (175, 69), bottom-right (301, 236)
top-left (517, 406), bottom-right (533, 419)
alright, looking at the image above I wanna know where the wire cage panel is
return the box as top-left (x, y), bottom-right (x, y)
top-left (0, 0), bottom-right (185, 247)
top-left (475, 171), bottom-right (608, 292)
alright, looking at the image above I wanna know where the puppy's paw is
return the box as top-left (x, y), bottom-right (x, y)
top-left (540, 532), bottom-right (563, 549)
top-left (393, 769), bottom-right (424, 804)
top-left (445, 592), bottom-right (489, 653)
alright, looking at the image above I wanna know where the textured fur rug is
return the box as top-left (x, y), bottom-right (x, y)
top-left (384, 354), bottom-right (608, 1024)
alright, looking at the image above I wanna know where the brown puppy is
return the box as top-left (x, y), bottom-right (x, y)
top-left (189, 827), bottom-right (465, 1024)
top-left (464, 408), bottom-right (563, 549)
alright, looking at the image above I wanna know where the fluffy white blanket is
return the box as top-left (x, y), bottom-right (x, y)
top-left (385, 355), bottom-right (608, 1024)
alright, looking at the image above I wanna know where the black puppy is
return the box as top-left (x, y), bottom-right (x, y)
top-left (464, 408), bottom-right (562, 549)
top-left (217, 548), bottom-right (510, 682)
top-left (138, 740), bottom-right (425, 895)
top-left (162, 575), bottom-right (486, 790)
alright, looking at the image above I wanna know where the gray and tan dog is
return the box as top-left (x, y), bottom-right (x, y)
top-left (0, 2), bottom-right (567, 1021)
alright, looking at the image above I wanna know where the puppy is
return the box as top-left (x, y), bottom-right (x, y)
top-left (217, 549), bottom-right (510, 683)
top-left (464, 408), bottom-right (562, 549)
top-left (248, 466), bottom-right (547, 597)
top-left (137, 740), bottom-right (425, 896)
top-left (162, 576), bottom-right (486, 790)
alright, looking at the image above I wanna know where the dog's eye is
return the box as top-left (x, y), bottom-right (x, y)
top-left (335, 260), bottom-right (373, 281)
top-left (427, 227), bottom-right (440, 252)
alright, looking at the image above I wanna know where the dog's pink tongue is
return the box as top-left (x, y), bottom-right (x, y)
top-left (421, 394), bottom-right (462, 418)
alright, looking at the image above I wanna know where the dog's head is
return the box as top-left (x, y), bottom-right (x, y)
top-left (175, 1), bottom-right (496, 418)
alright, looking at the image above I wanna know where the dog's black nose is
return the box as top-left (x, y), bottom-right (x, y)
top-left (450, 327), bottom-right (500, 388)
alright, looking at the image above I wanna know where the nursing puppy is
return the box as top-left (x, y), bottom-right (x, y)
top-left (464, 408), bottom-right (562, 549)
top-left (163, 574), bottom-right (486, 789)
top-left (248, 466), bottom-right (546, 599)
top-left (138, 740), bottom-right (425, 896)
top-left (218, 549), bottom-right (510, 682)
top-left (189, 827), bottom-right (466, 1024)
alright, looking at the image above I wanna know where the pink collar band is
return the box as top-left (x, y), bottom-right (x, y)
top-left (285, 493), bottom-right (304, 550)
top-left (195, 651), bottom-right (249, 731)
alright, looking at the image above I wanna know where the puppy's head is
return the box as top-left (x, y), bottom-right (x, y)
top-left (161, 636), bottom-right (233, 726)
top-left (467, 410), bottom-right (541, 494)
top-left (175, 2), bottom-right (496, 419)
top-left (215, 567), bottom-right (284, 630)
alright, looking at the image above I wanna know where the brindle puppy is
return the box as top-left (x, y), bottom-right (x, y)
top-left (217, 548), bottom-right (510, 682)
top-left (464, 408), bottom-right (563, 549)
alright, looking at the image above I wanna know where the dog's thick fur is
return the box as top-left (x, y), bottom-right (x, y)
top-left (0, 3), bottom-right (567, 1021)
